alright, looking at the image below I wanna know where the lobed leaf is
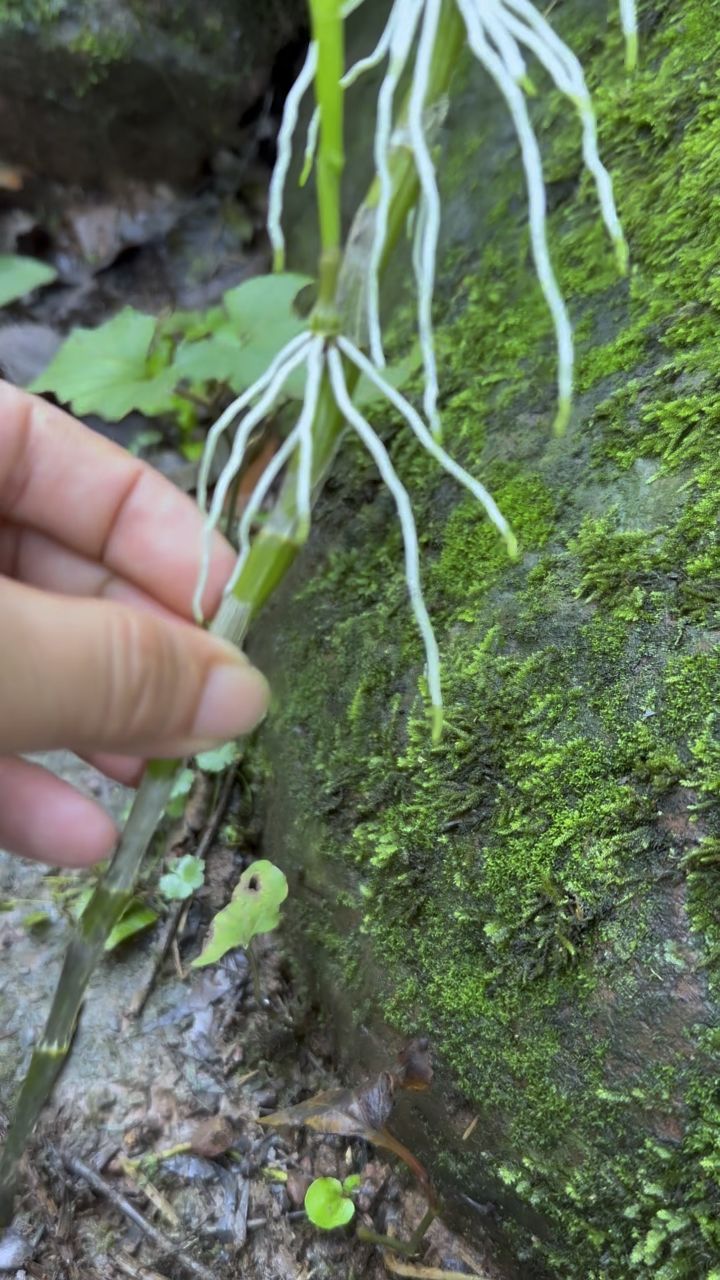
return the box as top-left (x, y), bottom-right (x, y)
top-left (159, 854), bottom-right (205, 902)
top-left (195, 742), bottom-right (239, 773)
top-left (31, 307), bottom-right (178, 419)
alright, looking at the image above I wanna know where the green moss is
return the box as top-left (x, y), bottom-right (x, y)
top-left (569, 509), bottom-right (666, 620)
top-left (258, 1), bottom-right (720, 1276)
top-left (0, 0), bottom-right (68, 25)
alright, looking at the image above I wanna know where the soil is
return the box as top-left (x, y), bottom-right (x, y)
top-left (0, 756), bottom-right (500, 1280)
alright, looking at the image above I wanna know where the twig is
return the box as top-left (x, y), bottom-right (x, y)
top-left (62, 1154), bottom-right (217, 1280)
top-left (127, 765), bottom-right (239, 1018)
top-left (116, 1250), bottom-right (170, 1280)
top-left (382, 1256), bottom-right (490, 1280)
top-left (117, 1156), bottom-right (180, 1227)
top-left (461, 1116), bottom-right (479, 1142)
top-left (358, 1207), bottom-right (437, 1258)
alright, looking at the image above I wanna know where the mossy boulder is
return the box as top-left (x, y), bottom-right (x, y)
top-left (0, 0), bottom-right (305, 185)
top-left (252, 2), bottom-right (720, 1276)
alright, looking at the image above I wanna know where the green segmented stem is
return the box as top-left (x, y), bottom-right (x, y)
top-left (309, 0), bottom-right (345, 316)
top-left (0, 0), bottom-right (465, 1225)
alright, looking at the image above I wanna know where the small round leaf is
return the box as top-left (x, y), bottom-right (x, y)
top-left (304, 1177), bottom-right (355, 1231)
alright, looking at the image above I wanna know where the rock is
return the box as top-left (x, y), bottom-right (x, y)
top-left (251, 2), bottom-right (720, 1276)
top-left (0, 322), bottom-right (62, 384)
top-left (0, 0), bottom-right (306, 188)
top-left (0, 1228), bottom-right (31, 1271)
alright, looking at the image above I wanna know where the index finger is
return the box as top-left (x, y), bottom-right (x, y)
top-left (0, 381), bottom-right (235, 619)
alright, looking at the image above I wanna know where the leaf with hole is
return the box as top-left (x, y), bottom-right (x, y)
top-left (305, 1177), bottom-right (355, 1231)
top-left (159, 855), bottom-right (205, 902)
top-left (191, 859), bottom-right (288, 967)
top-left (31, 307), bottom-right (178, 419)
top-left (0, 255), bottom-right (56, 307)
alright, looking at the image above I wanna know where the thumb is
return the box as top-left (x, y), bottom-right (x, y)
top-left (0, 578), bottom-right (269, 757)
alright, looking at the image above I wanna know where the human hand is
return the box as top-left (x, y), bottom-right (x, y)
top-left (0, 381), bottom-right (269, 867)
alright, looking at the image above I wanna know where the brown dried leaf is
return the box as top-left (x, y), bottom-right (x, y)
top-left (260, 1073), bottom-right (431, 1190)
top-left (259, 1073), bottom-right (394, 1140)
top-left (393, 1038), bottom-right (433, 1092)
top-left (0, 165), bottom-right (24, 192)
top-left (186, 1116), bottom-right (235, 1159)
top-left (383, 1258), bottom-right (489, 1279)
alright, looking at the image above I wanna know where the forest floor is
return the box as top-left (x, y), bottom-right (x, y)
top-left (0, 756), bottom-right (499, 1280)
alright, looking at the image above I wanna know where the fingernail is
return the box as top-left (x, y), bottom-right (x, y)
top-left (193, 659), bottom-right (270, 741)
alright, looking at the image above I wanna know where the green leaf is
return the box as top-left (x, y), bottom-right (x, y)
top-left (172, 330), bottom-right (245, 385)
top-left (196, 742), bottom-right (239, 773)
top-left (74, 889), bottom-right (157, 950)
top-left (22, 910), bottom-right (52, 931)
top-left (0, 255), bottom-right (57, 307)
top-left (304, 1177), bottom-right (355, 1231)
top-left (170, 273), bottom-right (312, 398)
top-left (166, 766), bottom-right (194, 818)
top-left (342, 1174), bottom-right (362, 1193)
top-left (354, 347), bottom-right (421, 407)
top-left (191, 860), bottom-right (288, 968)
top-left (106, 902), bottom-right (158, 950)
top-left (159, 854), bottom-right (205, 902)
top-left (127, 427), bottom-right (163, 457)
top-left (222, 273), bottom-right (312, 330)
top-left (31, 307), bottom-right (178, 419)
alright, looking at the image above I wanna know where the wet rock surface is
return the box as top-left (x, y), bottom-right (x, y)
top-left (0, 0), bottom-right (307, 188)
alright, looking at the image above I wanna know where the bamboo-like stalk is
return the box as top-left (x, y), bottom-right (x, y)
top-left (0, 0), bottom-right (466, 1226)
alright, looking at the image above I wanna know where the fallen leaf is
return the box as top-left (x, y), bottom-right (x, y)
top-left (382, 1257), bottom-right (489, 1279)
top-left (185, 1117), bottom-right (235, 1159)
top-left (395, 1038), bottom-right (433, 1091)
top-left (260, 1065), bottom-right (432, 1190)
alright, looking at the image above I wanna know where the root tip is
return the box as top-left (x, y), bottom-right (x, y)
top-left (553, 397), bottom-right (572, 437)
top-left (431, 704), bottom-right (444, 743)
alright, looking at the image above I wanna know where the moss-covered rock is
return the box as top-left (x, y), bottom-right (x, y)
top-left (253, 2), bottom-right (720, 1276)
top-left (0, 0), bottom-right (305, 185)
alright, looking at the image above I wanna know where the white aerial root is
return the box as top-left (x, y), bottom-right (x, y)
top-left (358, 0), bottom-right (629, 434)
top-left (223, 336), bottom-right (326, 600)
top-left (326, 345), bottom-right (444, 736)
top-left (267, 0), bottom-right (633, 434)
top-left (195, 328), bottom-right (523, 732)
top-left (194, 0), bottom-right (637, 726)
top-left (367, 0), bottom-right (424, 369)
top-left (193, 334), bottom-right (313, 621)
top-left (407, 0), bottom-right (443, 438)
top-left (457, 0), bottom-right (574, 433)
top-left (267, 42), bottom-right (318, 271)
top-left (619, 0), bottom-right (638, 72)
top-left (336, 335), bottom-right (517, 557)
